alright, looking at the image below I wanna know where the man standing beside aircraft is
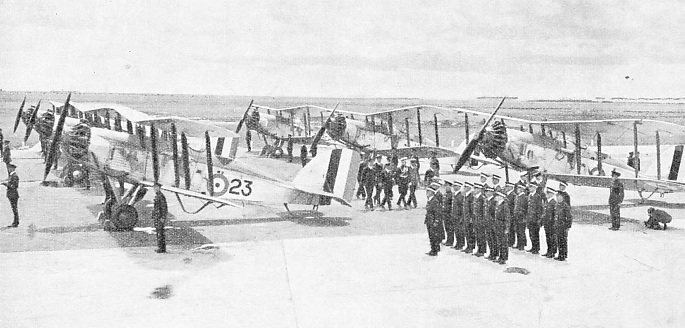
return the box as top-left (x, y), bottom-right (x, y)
top-left (526, 182), bottom-right (543, 254)
top-left (300, 145), bottom-right (308, 167)
top-left (609, 169), bottom-right (625, 231)
top-left (379, 164), bottom-right (395, 210)
top-left (484, 186), bottom-right (498, 261)
top-left (373, 155), bottom-right (383, 206)
top-left (558, 181), bottom-right (571, 206)
top-left (395, 158), bottom-right (410, 209)
top-left (451, 181), bottom-right (465, 250)
top-left (513, 184), bottom-right (528, 250)
top-left (407, 159), bottom-right (419, 208)
top-left (554, 191), bottom-right (573, 261)
top-left (494, 191), bottom-right (511, 265)
top-left (3, 163), bottom-right (19, 228)
top-left (542, 187), bottom-right (557, 258)
top-left (462, 182), bottom-right (475, 253)
top-left (245, 129), bottom-right (252, 152)
top-left (442, 181), bottom-right (455, 246)
top-left (153, 182), bottom-right (167, 253)
top-left (425, 184), bottom-right (443, 256)
top-left (286, 134), bottom-right (294, 163)
top-left (505, 181), bottom-right (516, 247)
top-left (361, 160), bottom-right (377, 210)
top-left (472, 183), bottom-right (486, 257)
top-left (2, 140), bottom-right (11, 174)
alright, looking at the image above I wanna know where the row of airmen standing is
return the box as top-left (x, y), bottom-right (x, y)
top-left (425, 171), bottom-right (573, 264)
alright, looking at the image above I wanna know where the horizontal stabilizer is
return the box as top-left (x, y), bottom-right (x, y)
top-left (544, 173), bottom-right (685, 194)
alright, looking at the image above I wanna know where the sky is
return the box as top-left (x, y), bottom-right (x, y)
top-left (2, 0), bottom-right (685, 99)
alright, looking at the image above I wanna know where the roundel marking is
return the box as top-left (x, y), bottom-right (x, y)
top-left (213, 173), bottom-right (229, 196)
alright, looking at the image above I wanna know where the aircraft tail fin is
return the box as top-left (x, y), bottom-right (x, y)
top-left (292, 148), bottom-right (361, 204)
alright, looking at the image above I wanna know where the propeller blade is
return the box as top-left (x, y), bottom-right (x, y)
top-left (205, 131), bottom-right (214, 196)
top-left (43, 93), bottom-right (71, 181)
top-left (12, 96), bottom-right (26, 134)
top-left (451, 97), bottom-right (507, 173)
top-left (235, 99), bottom-right (254, 133)
top-left (23, 100), bottom-right (41, 143)
top-left (310, 102), bottom-right (340, 149)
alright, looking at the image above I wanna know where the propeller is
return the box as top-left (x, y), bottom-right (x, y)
top-left (234, 99), bottom-right (254, 133)
top-left (310, 102), bottom-right (340, 151)
top-left (23, 100), bottom-right (41, 143)
top-left (13, 96), bottom-right (26, 134)
top-left (43, 93), bottom-right (71, 181)
top-left (452, 97), bottom-right (507, 173)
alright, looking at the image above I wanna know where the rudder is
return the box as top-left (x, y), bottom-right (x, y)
top-left (293, 148), bottom-right (361, 204)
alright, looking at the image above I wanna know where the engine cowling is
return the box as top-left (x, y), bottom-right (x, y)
top-left (478, 121), bottom-right (508, 159)
top-left (63, 121), bottom-right (92, 161)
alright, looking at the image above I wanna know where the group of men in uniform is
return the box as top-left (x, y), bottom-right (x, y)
top-left (358, 154), bottom-right (420, 211)
top-left (424, 170), bottom-right (573, 263)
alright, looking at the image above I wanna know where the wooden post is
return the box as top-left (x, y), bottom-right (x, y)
top-left (433, 113), bottom-right (440, 147)
top-left (596, 133), bottom-right (603, 175)
top-left (656, 131), bottom-right (661, 180)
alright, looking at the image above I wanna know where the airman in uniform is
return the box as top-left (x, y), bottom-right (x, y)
top-left (484, 185), bottom-right (498, 261)
top-left (479, 172), bottom-right (489, 185)
top-left (361, 160), bottom-right (377, 210)
top-left (491, 174), bottom-right (502, 193)
top-left (451, 181), bottom-right (465, 250)
top-left (462, 182), bottom-right (475, 253)
top-left (396, 157), bottom-right (410, 208)
top-left (442, 181), bottom-right (455, 246)
top-left (425, 184), bottom-right (443, 256)
top-left (505, 181), bottom-right (517, 247)
top-left (513, 183), bottom-right (528, 250)
top-left (554, 192), bottom-right (573, 261)
top-left (558, 181), bottom-right (571, 206)
top-left (494, 191), bottom-right (511, 265)
top-left (472, 183), bottom-right (486, 257)
top-left (379, 163), bottom-right (395, 210)
top-left (407, 159), bottom-right (419, 208)
top-left (609, 169), bottom-right (624, 231)
top-left (645, 207), bottom-right (672, 230)
top-left (526, 182), bottom-right (543, 254)
top-left (3, 163), bottom-right (19, 228)
top-left (515, 171), bottom-right (529, 192)
top-left (373, 155), bottom-right (383, 206)
top-left (542, 187), bottom-right (557, 258)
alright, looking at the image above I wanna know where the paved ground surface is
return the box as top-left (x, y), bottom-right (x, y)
top-left (1, 146), bottom-right (685, 327)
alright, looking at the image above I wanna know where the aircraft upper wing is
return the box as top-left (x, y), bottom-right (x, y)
top-left (135, 116), bottom-right (239, 139)
top-left (49, 101), bottom-right (152, 123)
top-left (544, 173), bottom-right (685, 194)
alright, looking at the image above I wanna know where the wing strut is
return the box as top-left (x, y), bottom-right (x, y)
top-left (170, 123), bottom-right (180, 187)
top-left (388, 113), bottom-right (395, 149)
top-left (596, 133), bottom-right (603, 175)
top-left (574, 124), bottom-right (581, 175)
top-left (181, 132), bottom-right (191, 190)
top-left (633, 121), bottom-right (639, 178)
top-left (404, 118), bottom-right (410, 147)
top-left (656, 131), bottom-right (661, 180)
top-left (43, 93), bottom-right (71, 181)
top-left (416, 107), bottom-right (423, 145)
top-left (464, 113), bottom-right (470, 143)
top-left (205, 131), bottom-right (214, 197)
top-left (433, 113), bottom-right (439, 147)
top-left (150, 123), bottom-right (160, 183)
top-left (12, 95), bottom-right (26, 134)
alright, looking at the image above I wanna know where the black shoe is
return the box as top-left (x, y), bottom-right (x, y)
top-left (516, 246), bottom-right (525, 250)
top-left (498, 259), bottom-right (507, 265)
top-left (541, 252), bottom-right (550, 257)
top-left (546, 254), bottom-right (555, 258)
top-left (473, 252), bottom-right (484, 257)
top-left (554, 256), bottom-right (565, 261)
top-left (444, 243), bottom-right (454, 247)
top-left (531, 250), bottom-right (539, 255)
top-left (155, 249), bottom-right (166, 253)
top-left (609, 227), bottom-right (618, 231)
top-left (663, 224), bottom-right (668, 230)
top-left (427, 251), bottom-right (437, 256)
top-left (526, 249), bottom-right (533, 253)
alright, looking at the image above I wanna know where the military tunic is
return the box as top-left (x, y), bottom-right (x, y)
top-left (513, 191), bottom-right (528, 249)
top-left (527, 190), bottom-right (543, 252)
top-left (425, 192), bottom-right (444, 254)
top-left (609, 179), bottom-right (624, 229)
top-left (485, 195), bottom-right (498, 258)
top-left (462, 192), bottom-right (475, 251)
top-left (542, 197), bottom-right (557, 256)
top-left (506, 190), bottom-right (517, 247)
top-left (495, 199), bottom-right (511, 262)
top-left (472, 193), bottom-right (486, 255)
top-left (554, 201), bottom-right (572, 259)
top-left (452, 190), bottom-right (465, 249)
top-left (443, 190), bottom-right (455, 246)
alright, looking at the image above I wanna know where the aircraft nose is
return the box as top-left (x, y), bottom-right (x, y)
top-left (479, 121), bottom-right (508, 159)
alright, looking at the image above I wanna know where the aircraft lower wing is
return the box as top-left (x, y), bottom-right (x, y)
top-left (137, 180), bottom-right (242, 208)
top-left (544, 173), bottom-right (685, 194)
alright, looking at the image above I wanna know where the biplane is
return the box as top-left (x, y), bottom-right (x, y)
top-left (13, 95), bottom-right (361, 230)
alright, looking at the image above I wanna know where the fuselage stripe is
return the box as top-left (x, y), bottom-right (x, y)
top-left (323, 148), bottom-right (342, 193)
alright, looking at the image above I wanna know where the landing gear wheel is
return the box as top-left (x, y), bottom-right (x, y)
top-left (111, 204), bottom-right (138, 230)
top-left (589, 167), bottom-right (605, 176)
top-left (61, 164), bottom-right (88, 187)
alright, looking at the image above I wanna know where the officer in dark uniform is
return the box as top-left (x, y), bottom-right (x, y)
top-left (554, 192), bottom-right (573, 261)
top-left (396, 158), bottom-right (410, 208)
top-left (356, 160), bottom-right (367, 199)
top-left (361, 160), bottom-right (377, 210)
top-left (505, 181), bottom-right (517, 247)
top-left (526, 182), bottom-right (543, 254)
top-left (152, 182), bottom-right (168, 253)
top-left (557, 181), bottom-right (571, 206)
top-left (472, 183), bottom-right (486, 257)
top-left (442, 181), bottom-right (455, 246)
top-left (300, 144), bottom-right (308, 167)
top-left (609, 169), bottom-right (625, 231)
top-left (513, 183), bottom-right (528, 250)
top-left (379, 164), bottom-right (395, 210)
top-left (286, 134), bottom-right (294, 163)
top-left (373, 155), bottom-right (383, 206)
top-left (542, 187), bottom-right (557, 258)
top-left (425, 184), bottom-right (443, 256)
top-left (245, 129), bottom-right (252, 152)
top-left (452, 181), bottom-right (465, 250)
top-left (494, 191), bottom-right (511, 265)
top-left (462, 182), bottom-right (475, 253)
top-left (484, 186), bottom-right (498, 261)
top-left (407, 159), bottom-right (419, 208)
top-left (3, 163), bottom-right (19, 228)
